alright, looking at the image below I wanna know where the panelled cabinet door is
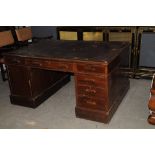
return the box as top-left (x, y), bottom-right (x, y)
top-left (7, 65), bottom-right (32, 97)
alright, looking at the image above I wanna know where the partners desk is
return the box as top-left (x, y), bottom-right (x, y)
top-left (3, 40), bottom-right (130, 123)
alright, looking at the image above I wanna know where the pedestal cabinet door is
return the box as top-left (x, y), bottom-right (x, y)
top-left (7, 65), bottom-right (32, 97)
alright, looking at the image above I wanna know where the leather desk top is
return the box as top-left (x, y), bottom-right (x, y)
top-left (3, 40), bottom-right (130, 64)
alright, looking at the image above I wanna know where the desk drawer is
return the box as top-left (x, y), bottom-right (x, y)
top-left (77, 96), bottom-right (107, 110)
top-left (26, 59), bottom-right (73, 72)
top-left (76, 75), bottom-right (106, 87)
top-left (5, 56), bottom-right (25, 65)
top-left (77, 85), bottom-right (106, 98)
top-left (47, 61), bottom-right (73, 72)
top-left (76, 63), bottom-right (106, 74)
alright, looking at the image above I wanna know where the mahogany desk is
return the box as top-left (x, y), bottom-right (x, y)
top-left (3, 40), bottom-right (130, 123)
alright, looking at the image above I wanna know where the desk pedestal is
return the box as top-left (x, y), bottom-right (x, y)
top-left (75, 83), bottom-right (129, 123)
top-left (7, 65), bottom-right (70, 108)
top-left (74, 67), bottom-right (129, 123)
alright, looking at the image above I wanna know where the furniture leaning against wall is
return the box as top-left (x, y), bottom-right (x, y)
top-left (0, 30), bottom-right (15, 81)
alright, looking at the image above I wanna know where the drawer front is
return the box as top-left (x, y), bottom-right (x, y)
top-left (77, 96), bottom-right (107, 110)
top-left (76, 75), bottom-right (106, 88)
top-left (5, 56), bottom-right (25, 65)
top-left (47, 61), bottom-right (73, 72)
top-left (76, 63), bottom-right (106, 74)
top-left (77, 85), bottom-right (106, 98)
top-left (25, 59), bottom-right (73, 72)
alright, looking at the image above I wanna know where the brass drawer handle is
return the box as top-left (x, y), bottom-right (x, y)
top-left (86, 100), bottom-right (96, 105)
top-left (86, 80), bottom-right (95, 85)
top-left (79, 79), bottom-right (96, 85)
top-left (80, 96), bottom-right (96, 105)
top-left (85, 89), bottom-right (96, 94)
top-left (83, 78), bottom-right (95, 82)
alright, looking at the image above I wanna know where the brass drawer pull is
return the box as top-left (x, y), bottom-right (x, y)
top-left (83, 78), bottom-right (95, 83)
top-left (87, 79), bottom-right (95, 82)
top-left (86, 100), bottom-right (96, 105)
top-left (85, 89), bottom-right (96, 94)
top-left (80, 96), bottom-right (96, 105)
top-left (86, 80), bottom-right (95, 85)
top-left (79, 79), bottom-right (96, 85)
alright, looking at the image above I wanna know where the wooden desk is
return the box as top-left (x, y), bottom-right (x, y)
top-left (3, 40), bottom-right (130, 123)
